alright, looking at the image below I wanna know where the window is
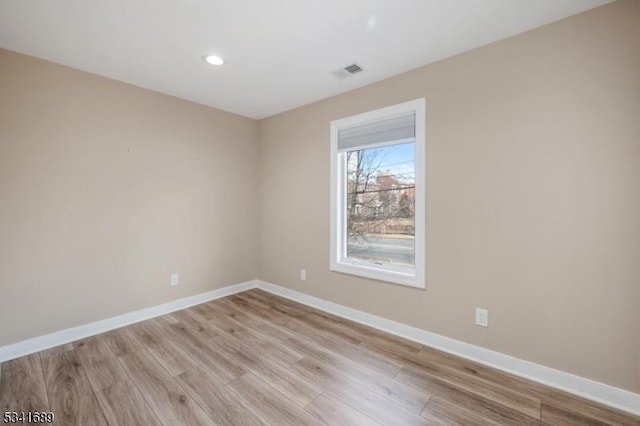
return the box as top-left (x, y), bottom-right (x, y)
top-left (330, 98), bottom-right (425, 288)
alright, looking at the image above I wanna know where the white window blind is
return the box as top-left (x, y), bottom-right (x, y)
top-left (337, 112), bottom-right (415, 152)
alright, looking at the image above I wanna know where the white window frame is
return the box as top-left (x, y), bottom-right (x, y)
top-left (330, 98), bottom-right (426, 289)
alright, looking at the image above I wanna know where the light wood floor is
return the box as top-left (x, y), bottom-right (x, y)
top-left (1, 289), bottom-right (638, 425)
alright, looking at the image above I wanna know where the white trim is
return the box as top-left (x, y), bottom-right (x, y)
top-left (0, 280), bottom-right (258, 363)
top-left (331, 262), bottom-right (422, 289)
top-left (330, 98), bottom-right (426, 289)
top-left (256, 280), bottom-right (640, 416)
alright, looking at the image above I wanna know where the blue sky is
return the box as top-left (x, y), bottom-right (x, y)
top-left (368, 141), bottom-right (415, 182)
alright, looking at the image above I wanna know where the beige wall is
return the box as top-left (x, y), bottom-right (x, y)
top-left (0, 49), bottom-right (259, 346)
top-left (258, 0), bottom-right (640, 393)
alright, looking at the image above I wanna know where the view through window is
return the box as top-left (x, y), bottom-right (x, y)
top-left (346, 141), bottom-right (415, 268)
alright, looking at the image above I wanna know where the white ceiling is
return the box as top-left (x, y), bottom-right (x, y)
top-left (0, 0), bottom-right (610, 119)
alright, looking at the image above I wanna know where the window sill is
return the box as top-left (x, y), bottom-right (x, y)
top-left (330, 261), bottom-right (425, 289)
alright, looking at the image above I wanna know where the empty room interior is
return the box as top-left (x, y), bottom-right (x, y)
top-left (1, 0), bottom-right (639, 425)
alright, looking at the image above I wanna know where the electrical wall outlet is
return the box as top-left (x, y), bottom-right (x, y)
top-left (475, 308), bottom-right (488, 327)
top-left (300, 269), bottom-right (306, 281)
top-left (170, 273), bottom-right (179, 286)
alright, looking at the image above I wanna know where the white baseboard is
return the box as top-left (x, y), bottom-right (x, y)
top-left (0, 279), bottom-right (258, 363)
top-left (256, 280), bottom-right (640, 416)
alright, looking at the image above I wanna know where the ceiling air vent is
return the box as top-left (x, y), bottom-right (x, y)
top-left (344, 63), bottom-right (363, 74)
top-left (330, 63), bottom-right (364, 79)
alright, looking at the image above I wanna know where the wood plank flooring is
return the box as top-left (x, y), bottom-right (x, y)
top-left (1, 289), bottom-right (638, 425)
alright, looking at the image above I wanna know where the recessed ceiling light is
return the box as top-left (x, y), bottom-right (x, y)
top-left (204, 55), bottom-right (224, 66)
